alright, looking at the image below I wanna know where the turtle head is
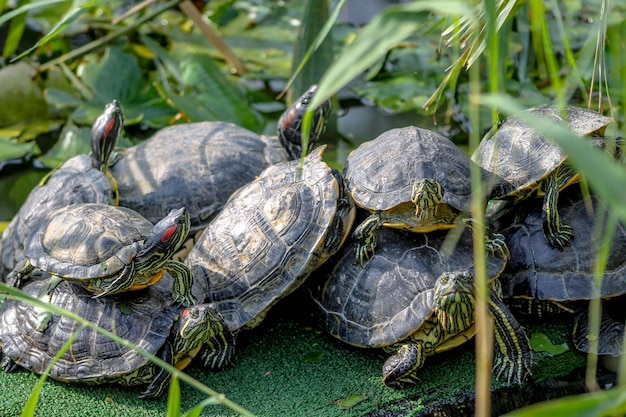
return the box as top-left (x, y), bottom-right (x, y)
top-left (278, 85), bottom-right (332, 160)
top-left (91, 100), bottom-right (125, 171)
top-left (138, 207), bottom-right (190, 262)
top-left (434, 271), bottom-right (475, 335)
top-left (177, 303), bottom-right (235, 369)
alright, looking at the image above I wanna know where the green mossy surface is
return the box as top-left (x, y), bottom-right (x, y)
top-left (0, 290), bottom-right (592, 417)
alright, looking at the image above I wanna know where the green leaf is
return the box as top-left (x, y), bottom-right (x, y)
top-left (2, 5), bottom-right (26, 59)
top-left (0, 137), bottom-right (37, 163)
top-left (529, 332), bottom-right (569, 355)
top-left (79, 46), bottom-right (144, 104)
top-left (502, 388), bottom-right (626, 417)
top-left (301, 350), bottom-right (325, 363)
top-left (166, 375), bottom-right (181, 417)
top-left (336, 393), bottom-right (369, 410)
top-left (0, 0), bottom-right (71, 28)
top-left (37, 122), bottom-right (91, 168)
top-left (0, 62), bottom-right (50, 124)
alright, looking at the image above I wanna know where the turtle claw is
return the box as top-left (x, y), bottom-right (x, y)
top-left (354, 242), bottom-right (376, 267)
top-left (485, 232), bottom-right (510, 259)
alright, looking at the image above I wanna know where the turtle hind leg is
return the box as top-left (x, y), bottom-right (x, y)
top-left (353, 213), bottom-right (383, 266)
top-left (541, 165), bottom-right (575, 249)
top-left (166, 260), bottom-right (196, 307)
top-left (489, 280), bottom-right (532, 384)
top-left (139, 341), bottom-right (174, 399)
top-left (382, 342), bottom-right (425, 387)
top-left (573, 307), bottom-right (625, 357)
top-left (6, 261), bottom-right (35, 288)
top-left (34, 275), bottom-right (64, 332)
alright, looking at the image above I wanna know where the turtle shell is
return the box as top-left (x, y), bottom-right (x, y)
top-left (310, 227), bottom-right (507, 348)
top-left (111, 122), bottom-right (287, 233)
top-left (472, 105), bottom-right (612, 199)
top-left (497, 186), bottom-right (626, 301)
top-left (1, 155), bottom-right (116, 280)
top-left (24, 203), bottom-right (154, 280)
top-left (344, 126), bottom-right (474, 213)
top-left (0, 272), bottom-right (206, 383)
top-left (186, 145), bottom-right (355, 331)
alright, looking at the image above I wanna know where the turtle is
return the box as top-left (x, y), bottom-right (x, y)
top-left (472, 105), bottom-right (615, 249)
top-left (7, 203), bottom-right (196, 327)
top-left (110, 85), bottom-right (331, 241)
top-left (343, 125), bottom-right (508, 265)
top-left (0, 100), bottom-right (124, 280)
top-left (185, 145), bottom-right (356, 333)
top-left (0, 271), bottom-right (235, 399)
top-left (310, 226), bottom-right (532, 387)
top-left (495, 185), bottom-right (626, 357)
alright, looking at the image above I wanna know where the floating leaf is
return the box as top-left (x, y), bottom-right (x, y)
top-left (336, 393), bottom-right (369, 410)
top-left (0, 62), bottom-right (50, 124)
top-left (302, 350), bottom-right (325, 363)
top-left (529, 332), bottom-right (569, 355)
top-left (0, 137), bottom-right (38, 164)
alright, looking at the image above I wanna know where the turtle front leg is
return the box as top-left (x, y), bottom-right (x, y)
top-left (463, 219), bottom-right (510, 259)
top-left (382, 342), bottom-right (425, 387)
top-left (353, 213), bottom-right (384, 266)
top-left (488, 280), bottom-right (532, 385)
top-left (541, 165), bottom-right (576, 249)
top-left (200, 321), bottom-right (237, 370)
top-left (411, 179), bottom-right (444, 223)
top-left (166, 260), bottom-right (196, 307)
top-left (139, 341), bottom-right (174, 399)
top-left (5, 260), bottom-right (35, 288)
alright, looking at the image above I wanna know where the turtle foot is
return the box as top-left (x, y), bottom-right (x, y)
top-left (173, 292), bottom-right (196, 307)
top-left (493, 350), bottom-right (532, 385)
top-left (353, 242), bottom-right (376, 267)
top-left (485, 232), bottom-right (510, 259)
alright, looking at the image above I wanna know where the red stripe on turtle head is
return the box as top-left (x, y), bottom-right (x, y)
top-left (103, 117), bottom-right (117, 141)
top-left (161, 224), bottom-right (177, 243)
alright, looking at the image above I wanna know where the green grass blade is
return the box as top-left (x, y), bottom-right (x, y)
top-left (21, 324), bottom-right (85, 417)
top-left (0, 0), bottom-right (71, 27)
top-left (12, 0), bottom-right (103, 61)
top-left (0, 283), bottom-right (255, 417)
top-left (2, 9), bottom-right (26, 59)
top-left (166, 375), bottom-right (181, 417)
top-left (502, 387), bottom-right (626, 417)
top-left (482, 94), bottom-right (626, 221)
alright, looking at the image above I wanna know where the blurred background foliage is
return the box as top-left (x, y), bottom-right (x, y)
top-left (0, 0), bottom-right (624, 224)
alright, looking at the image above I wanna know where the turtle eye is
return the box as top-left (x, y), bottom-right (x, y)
top-left (161, 224), bottom-right (177, 243)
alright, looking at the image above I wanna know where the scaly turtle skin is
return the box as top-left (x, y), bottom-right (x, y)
top-left (0, 272), bottom-right (234, 399)
top-left (110, 85), bottom-right (331, 238)
top-left (496, 186), bottom-right (626, 357)
top-left (473, 105), bottom-right (614, 249)
top-left (310, 227), bottom-right (532, 387)
top-left (185, 145), bottom-right (355, 333)
top-left (0, 100), bottom-right (124, 280)
top-left (8, 203), bottom-right (196, 320)
top-left (344, 126), bottom-right (508, 265)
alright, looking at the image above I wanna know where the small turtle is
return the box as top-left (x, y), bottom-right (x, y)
top-left (473, 105), bottom-right (615, 249)
top-left (0, 272), bottom-right (234, 399)
top-left (344, 126), bottom-right (508, 265)
top-left (1, 100), bottom-right (124, 280)
top-left (110, 85), bottom-right (331, 238)
top-left (310, 227), bottom-right (532, 387)
top-left (185, 145), bottom-right (355, 333)
top-left (496, 186), bottom-right (626, 357)
top-left (8, 203), bottom-right (195, 328)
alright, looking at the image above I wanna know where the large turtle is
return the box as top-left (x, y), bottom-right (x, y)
top-left (0, 271), bottom-right (234, 399)
top-left (495, 186), bottom-right (626, 357)
top-left (343, 126), bottom-right (508, 265)
top-left (185, 145), bottom-right (356, 334)
top-left (8, 203), bottom-right (196, 326)
top-left (0, 100), bottom-right (124, 280)
top-left (110, 85), bottom-right (331, 239)
top-left (472, 105), bottom-right (615, 249)
top-left (310, 226), bottom-right (532, 387)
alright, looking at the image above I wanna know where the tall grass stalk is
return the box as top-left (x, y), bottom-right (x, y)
top-left (0, 283), bottom-right (255, 417)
